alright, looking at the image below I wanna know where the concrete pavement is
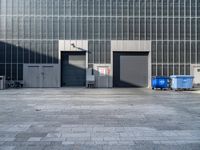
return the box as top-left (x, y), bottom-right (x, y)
top-left (0, 88), bottom-right (200, 150)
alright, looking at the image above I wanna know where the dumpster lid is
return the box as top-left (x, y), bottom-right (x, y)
top-left (170, 75), bottom-right (194, 78)
top-left (152, 76), bottom-right (170, 79)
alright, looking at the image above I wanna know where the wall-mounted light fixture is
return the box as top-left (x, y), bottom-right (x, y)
top-left (71, 43), bottom-right (75, 48)
top-left (70, 43), bottom-right (89, 53)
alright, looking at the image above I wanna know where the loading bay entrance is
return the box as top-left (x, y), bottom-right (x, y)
top-left (61, 51), bottom-right (86, 87)
top-left (113, 52), bottom-right (149, 88)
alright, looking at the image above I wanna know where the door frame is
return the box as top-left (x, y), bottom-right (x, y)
top-left (61, 51), bottom-right (87, 87)
top-left (111, 40), bottom-right (152, 88)
top-left (113, 51), bottom-right (149, 88)
top-left (59, 40), bottom-right (88, 87)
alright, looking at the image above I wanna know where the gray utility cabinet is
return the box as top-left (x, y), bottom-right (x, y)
top-left (191, 65), bottom-right (200, 87)
top-left (93, 64), bottom-right (112, 88)
top-left (23, 64), bottom-right (59, 88)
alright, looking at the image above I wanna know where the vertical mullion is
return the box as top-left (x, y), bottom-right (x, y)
top-left (179, 0), bottom-right (181, 74)
top-left (57, 0), bottom-right (59, 64)
top-left (139, 0), bottom-right (140, 41)
top-left (167, 0), bottom-right (169, 76)
top-left (87, 0), bottom-right (88, 64)
top-left (144, 0), bottom-right (146, 41)
top-left (150, 0), bottom-right (152, 73)
top-left (29, 0), bottom-right (31, 64)
top-left (75, 0), bottom-right (77, 40)
top-left (70, 0), bottom-right (72, 41)
top-left (93, 0), bottom-right (94, 64)
top-left (133, 0), bottom-right (134, 40)
top-left (122, 0), bottom-right (124, 41)
top-left (81, 0), bottom-right (83, 41)
top-left (5, 0), bottom-right (7, 78)
top-left (11, 0), bottom-right (13, 79)
top-left (127, 0), bottom-right (129, 40)
top-left (23, 0), bottom-right (25, 65)
top-left (116, 0), bottom-right (117, 41)
top-left (184, 0), bottom-right (186, 74)
top-left (156, 0), bottom-right (157, 75)
top-left (40, 0), bottom-right (42, 64)
top-left (64, 0), bottom-right (65, 41)
top-left (99, 0), bottom-right (100, 64)
top-left (161, 0), bottom-right (163, 75)
top-left (51, 0), bottom-right (53, 64)
top-left (109, 0), bottom-right (111, 63)
top-left (190, 0), bottom-right (192, 66)
top-left (34, 0), bottom-right (36, 64)
top-left (17, 0), bottom-right (19, 80)
top-left (172, 0), bottom-right (175, 75)
top-left (104, 0), bottom-right (106, 64)
top-left (196, 0), bottom-right (197, 64)
top-left (87, 0), bottom-right (88, 40)
top-left (45, 0), bottom-right (47, 64)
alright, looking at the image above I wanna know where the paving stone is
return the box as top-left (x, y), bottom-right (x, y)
top-left (0, 146), bottom-right (15, 150)
top-left (27, 137), bottom-right (42, 142)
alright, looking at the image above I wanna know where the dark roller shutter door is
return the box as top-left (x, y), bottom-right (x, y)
top-left (113, 52), bottom-right (148, 87)
top-left (61, 52), bottom-right (86, 87)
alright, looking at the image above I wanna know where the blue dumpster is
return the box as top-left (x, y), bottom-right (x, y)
top-left (152, 76), bottom-right (170, 90)
top-left (170, 75), bottom-right (194, 90)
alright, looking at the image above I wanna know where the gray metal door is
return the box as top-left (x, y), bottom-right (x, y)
top-left (42, 66), bottom-right (57, 88)
top-left (24, 64), bottom-right (59, 88)
top-left (61, 52), bottom-right (86, 87)
top-left (113, 52), bottom-right (149, 87)
top-left (24, 66), bottom-right (40, 87)
top-left (194, 68), bottom-right (200, 86)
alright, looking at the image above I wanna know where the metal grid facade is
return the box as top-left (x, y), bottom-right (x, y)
top-left (0, 0), bottom-right (200, 80)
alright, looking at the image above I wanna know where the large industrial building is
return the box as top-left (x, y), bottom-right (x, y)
top-left (0, 0), bottom-right (200, 88)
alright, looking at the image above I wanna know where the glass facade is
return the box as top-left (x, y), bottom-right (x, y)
top-left (0, 0), bottom-right (200, 80)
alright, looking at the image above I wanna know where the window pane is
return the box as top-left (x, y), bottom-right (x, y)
top-left (186, 42), bottom-right (190, 63)
top-left (140, 18), bottom-right (145, 40)
top-left (152, 0), bottom-right (156, 16)
top-left (0, 42), bottom-right (5, 63)
top-left (65, 17), bottom-right (70, 39)
top-left (117, 0), bottom-right (122, 16)
top-left (123, 18), bottom-right (128, 40)
top-left (157, 41), bottom-right (162, 63)
top-left (174, 18), bottom-right (179, 40)
top-left (146, 0), bottom-right (150, 16)
top-left (174, 0), bottom-right (179, 16)
top-left (0, 0), bottom-right (6, 14)
top-left (117, 17), bottom-right (122, 40)
top-left (157, 18), bottom-right (162, 40)
top-left (134, 0), bottom-right (139, 16)
top-left (186, 19), bottom-right (191, 40)
top-left (140, 0), bottom-right (145, 16)
top-left (186, 0), bottom-right (190, 16)
top-left (163, 41), bottom-right (168, 63)
top-left (174, 41), bottom-right (179, 63)
top-left (134, 18), bottom-right (139, 40)
top-left (191, 42), bottom-right (196, 64)
top-left (94, 0), bottom-right (99, 16)
top-left (0, 16), bottom-right (6, 39)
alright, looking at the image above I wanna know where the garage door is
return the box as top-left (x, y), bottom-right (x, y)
top-left (113, 52), bottom-right (149, 87)
top-left (61, 52), bottom-right (86, 87)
